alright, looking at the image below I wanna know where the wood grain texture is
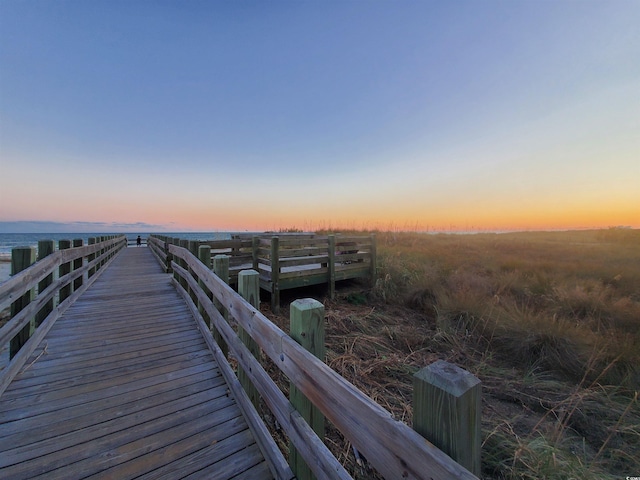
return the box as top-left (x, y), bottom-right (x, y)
top-left (173, 244), bottom-right (478, 480)
top-left (0, 247), bottom-right (273, 480)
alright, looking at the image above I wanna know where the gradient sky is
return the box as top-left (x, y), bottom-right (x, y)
top-left (1, 1), bottom-right (638, 233)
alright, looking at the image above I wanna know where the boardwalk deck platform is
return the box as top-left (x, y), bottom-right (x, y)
top-left (0, 247), bottom-right (274, 479)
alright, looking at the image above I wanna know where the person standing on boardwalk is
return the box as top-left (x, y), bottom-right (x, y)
top-left (136, 235), bottom-right (142, 246)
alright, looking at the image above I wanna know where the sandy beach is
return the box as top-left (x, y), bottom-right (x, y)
top-left (0, 256), bottom-right (10, 285)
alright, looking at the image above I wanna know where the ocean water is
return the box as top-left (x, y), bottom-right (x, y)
top-left (0, 232), bottom-right (234, 284)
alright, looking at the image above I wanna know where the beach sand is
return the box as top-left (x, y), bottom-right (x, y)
top-left (0, 258), bottom-right (10, 285)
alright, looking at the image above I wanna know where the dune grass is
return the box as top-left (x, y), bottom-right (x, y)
top-left (296, 228), bottom-right (640, 479)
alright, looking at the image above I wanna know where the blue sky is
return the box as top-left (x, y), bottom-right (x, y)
top-left (1, 1), bottom-right (639, 232)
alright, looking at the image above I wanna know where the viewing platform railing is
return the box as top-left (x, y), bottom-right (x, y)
top-left (150, 233), bottom-right (376, 312)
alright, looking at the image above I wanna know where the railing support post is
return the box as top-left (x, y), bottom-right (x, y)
top-left (59, 239), bottom-right (72, 303)
top-left (165, 240), bottom-right (173, 274)
top-left (98, 236), bottom-right (105, 270)
top-left (179, 239), bottom-right (189, 291)
top-left (289, 298), bottom-right (326, 480)
top-left (197, 245), bottom-right (212, 327)
top-left (212, 254), bottom-right (230, 357)
top-left (270, 236), bottom-right (280, 313)
top-left (9, 247), bottom-right (36, 359)
top-left (238, 269), bottom-right (261, 410)
top-left (35, 240), bottom-right (55, 328)
top-left (413, 360), bottom-right (481, 476)
top-left (252, 236), bottom-right (259, 271)
top-left (88, 237), bottom-right (96, 278)
top-left (188, 240), bottom-right (199, 303)
top-left (73, 238), bottom-right (83, 291)
top-left (328, 235), bottom-right (336, 300)
top-left (171, 238), bottom-right (180, 278)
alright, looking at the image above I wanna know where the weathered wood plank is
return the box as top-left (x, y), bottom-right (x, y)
top-left (0, 349), bottom-right (215, 401)
top-left (0, 247), bottom-right (273, 480)
top-left (172, 259), bottom-right (350, 480)
top-left (0, 372), bottom-right (223, 440)
top-left (175, 243), bottom-right (477, 480)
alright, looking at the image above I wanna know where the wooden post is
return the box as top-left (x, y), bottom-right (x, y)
top-left (35, 240), bottom-right (55, 327)
top-left (73, 238), bottom-right (83, 291)
top-left (9, 247), bottom-right (37, 358)
top-left (98, 236), bottom-right (105, 270)
top-left (370, 233), bottom-right (377, 287)
top-left (198, 245), bottom-right (212, 327)
top-left (328, 235), bottom-right (336, 300)
top-left (171, 237), bottom-right (180, 279)
top-left (270, 236), bottom-right (280, 313)
top-left (213, 255), bottom-right (230, 298)
top-left (238, 269), bottom-right (261, 410)
top-left (165, 239), bottom-right (173, 274)
top-left (188, 240), bottom-right (199, 303)
top-left (88, 237), bottom-right (96, 277)
top-left (289, 298), bottom-right (326, 480)
top-left (179, 239), bottom-right (189, 291)
top-left (413, 360), bottom-right (481, 476)
top-left (252, 236), bottom-right (259, 271)
top-left (59, 239), bottom-right (72, 303)
top-left (212, 254), bottom-right (230, 357)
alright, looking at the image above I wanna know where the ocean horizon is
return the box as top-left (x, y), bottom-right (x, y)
top-left (0, 232), bottom-right (236, 284)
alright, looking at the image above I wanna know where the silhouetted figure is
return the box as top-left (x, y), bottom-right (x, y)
top-left (136, 235), bottom-right (142, 247)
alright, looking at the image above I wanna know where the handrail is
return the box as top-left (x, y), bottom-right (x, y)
top-left (0, 238), bottom-right (123, 313)
top-left (151, 233), bottom-right (377, 312)
top-left (152, 236), bottom-right (477, 480)
top-left (0, 235), bottom-right (126, 395)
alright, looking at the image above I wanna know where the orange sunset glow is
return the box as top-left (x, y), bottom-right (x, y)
top-left (1, 2), bottom-right (638, 234)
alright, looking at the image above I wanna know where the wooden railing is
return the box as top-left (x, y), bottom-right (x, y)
top-left (0, 235), bottom-right (126, 395)
top-left (150, 234), bottom-right (376, 312)
top-left (148, 235), bottom-right (478, 480)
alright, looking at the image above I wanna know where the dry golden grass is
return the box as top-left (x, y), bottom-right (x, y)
top-left (265, 228), bottom-right (639, 479)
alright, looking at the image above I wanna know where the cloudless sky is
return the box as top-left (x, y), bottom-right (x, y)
top-left (1, 0), bottom-right (638, 232)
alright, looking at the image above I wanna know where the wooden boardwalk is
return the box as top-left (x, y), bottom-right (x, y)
top-left (0, 247), bottom-right (274, 479)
